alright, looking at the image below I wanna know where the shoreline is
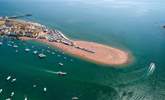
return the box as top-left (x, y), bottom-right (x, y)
top-left (20, 37), bottom-right (131, 66)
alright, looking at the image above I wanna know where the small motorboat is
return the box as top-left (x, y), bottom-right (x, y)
top-left (24, 96), bottom-right (28, 100)
top-left (38, 53), bottom-right (46, 58)
top-left (11, 78), bottom-right (16, 82)
top-left (43, 87), bottom-right (47, 92)
top-left (7, 44), bottom-right (12, 47)
top-left (5, 98), bottom-right (11, 100)
top-left (0, 42), bottom-right (3, 46)
top-left (72, 97), bottom-right (79, 100)
top-left (52, 52), bottom-right (55, 55)
top-left (33, 84), bottom-right (37, 88)
top-left (55, 71), bottom-right (67, 76)
top-left (25, 48), bottom-right (30, 52)
top-left (59, 62), bottom-right (64, 66)
top-left (13, 45), bottom-right (18, 48)
top-left (15, 50), bottom-right (18, 53)
top-left (33, 50), bottom-right (38, 54)
top-left (6, 76), bottom-right (11, 80)
top-left (0, 89), bottom-right (2, 93)
top-left (10, 92), bottom-right (14, 97)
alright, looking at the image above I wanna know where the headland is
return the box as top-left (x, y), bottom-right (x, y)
top-left (0, 16), bottom-right (131, 66)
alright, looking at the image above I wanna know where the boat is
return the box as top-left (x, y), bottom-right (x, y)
top-left (147, 62), bottom-right (156, 76)
top-left (59, 62), bottom-right (64, 66)
top-left (33, 84), bottom-right (37, 88)
top-left (11, 92), bottom-right (14, 97)
top-left (24, 96), bottom-right (28, 100)
top-left (0, 42), bottom-right (3, 46)
top-left (5, 98), bottom-right (11, 100)
top-left (44, 87), bottom-right (47, 92)
top-left (55, 71), bottom-right (67, 76)
top-left (7, 44), bottom-right (12, 47)
top-left (72, 97), bottom-right (79, 100)
top-left (13, 44), bottom-right (18, 48)
top-left (11, 78), bottom-right (16, 82)
top-left (52, 52), bottom-right (55, 55)
top-left (15, 50), bottom-right (18, 53)
top-left (33, 50), bottom-right (38, 54)
top-left (47, 50), bottom-right (50, 53)
top-left (6, 76), bottom-right (11, 80)
top-left (0, 89), bottom-right (2, 93)
top-left (38, 53), bottom-right (46, 58)
top-left (25, 48), bottom-right (30, 52)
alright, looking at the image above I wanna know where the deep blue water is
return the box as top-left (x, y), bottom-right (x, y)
top-left (0, 0), bottom-right (165, 100)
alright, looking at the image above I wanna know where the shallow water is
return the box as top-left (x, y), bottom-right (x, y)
top-left (0, 0), bottom-right (165, 100)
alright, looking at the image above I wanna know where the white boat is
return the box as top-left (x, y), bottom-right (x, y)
top-left (11, 92), bottom-right (14, 97)
top-left (44, 87), bottom-right (47, 92)
top-left (72, 97), bottom-right (79, 100)
top-left (13, 45), bottom-right (18, 48)
top-left (47, 50), bottom-right (50, 53)
top-left (147, 62), bottom-right (156, 76)
top-left (6, 76), bottom-right (11, 80)
top-left (33, 84), bottom-right (37, 88)
top-left (24, 96), bottom-right (28, 100)
top-left (15, 50), bottom-right (18, 53)
top-left (33, 50), bottom-right (38, 54)
top-left (11, 78), bottom-right (16, 82)
top-left (59, 62), bottom-right (64, 66)
top-left (0, 42), bottom-right (3, 46)
top-left (55, 71), bottom-right (67, 76)
top-left (38, 53), bottom-right (46, 58)
top-left (25, 48), bottom-right (30, 52)
top-left (52, 52), bottom-right (55, 55)
top-left (7, 44), bottom-right (12, 47)
top-left (0, 89), bottom-right (2, 93)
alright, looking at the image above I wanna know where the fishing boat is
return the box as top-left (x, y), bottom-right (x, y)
top-left (38, 53), bottom-right (46, 58)
top-left (25, 48), bottom-right (30, 52)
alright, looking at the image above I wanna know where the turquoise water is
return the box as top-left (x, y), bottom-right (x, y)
top-left (0, 0), bottom-right (165, 100)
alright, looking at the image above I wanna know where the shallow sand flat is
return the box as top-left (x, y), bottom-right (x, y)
top-left (20, 37), bottom-right (130, 66)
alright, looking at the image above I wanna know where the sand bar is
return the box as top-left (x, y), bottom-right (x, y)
top-left (20, 37), bottom-right (130, 66)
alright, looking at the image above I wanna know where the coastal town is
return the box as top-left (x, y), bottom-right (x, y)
top-left (0, 15), bottom-right (95, 54)
top-left (0, 15), bottom-right (130, 66)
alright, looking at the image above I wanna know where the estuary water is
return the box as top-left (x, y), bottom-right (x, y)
top-left (0, 0), bottom-right (165, 100)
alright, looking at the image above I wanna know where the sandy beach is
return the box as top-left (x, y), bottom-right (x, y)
top-left (20, 37), bottom-right (130, 66)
